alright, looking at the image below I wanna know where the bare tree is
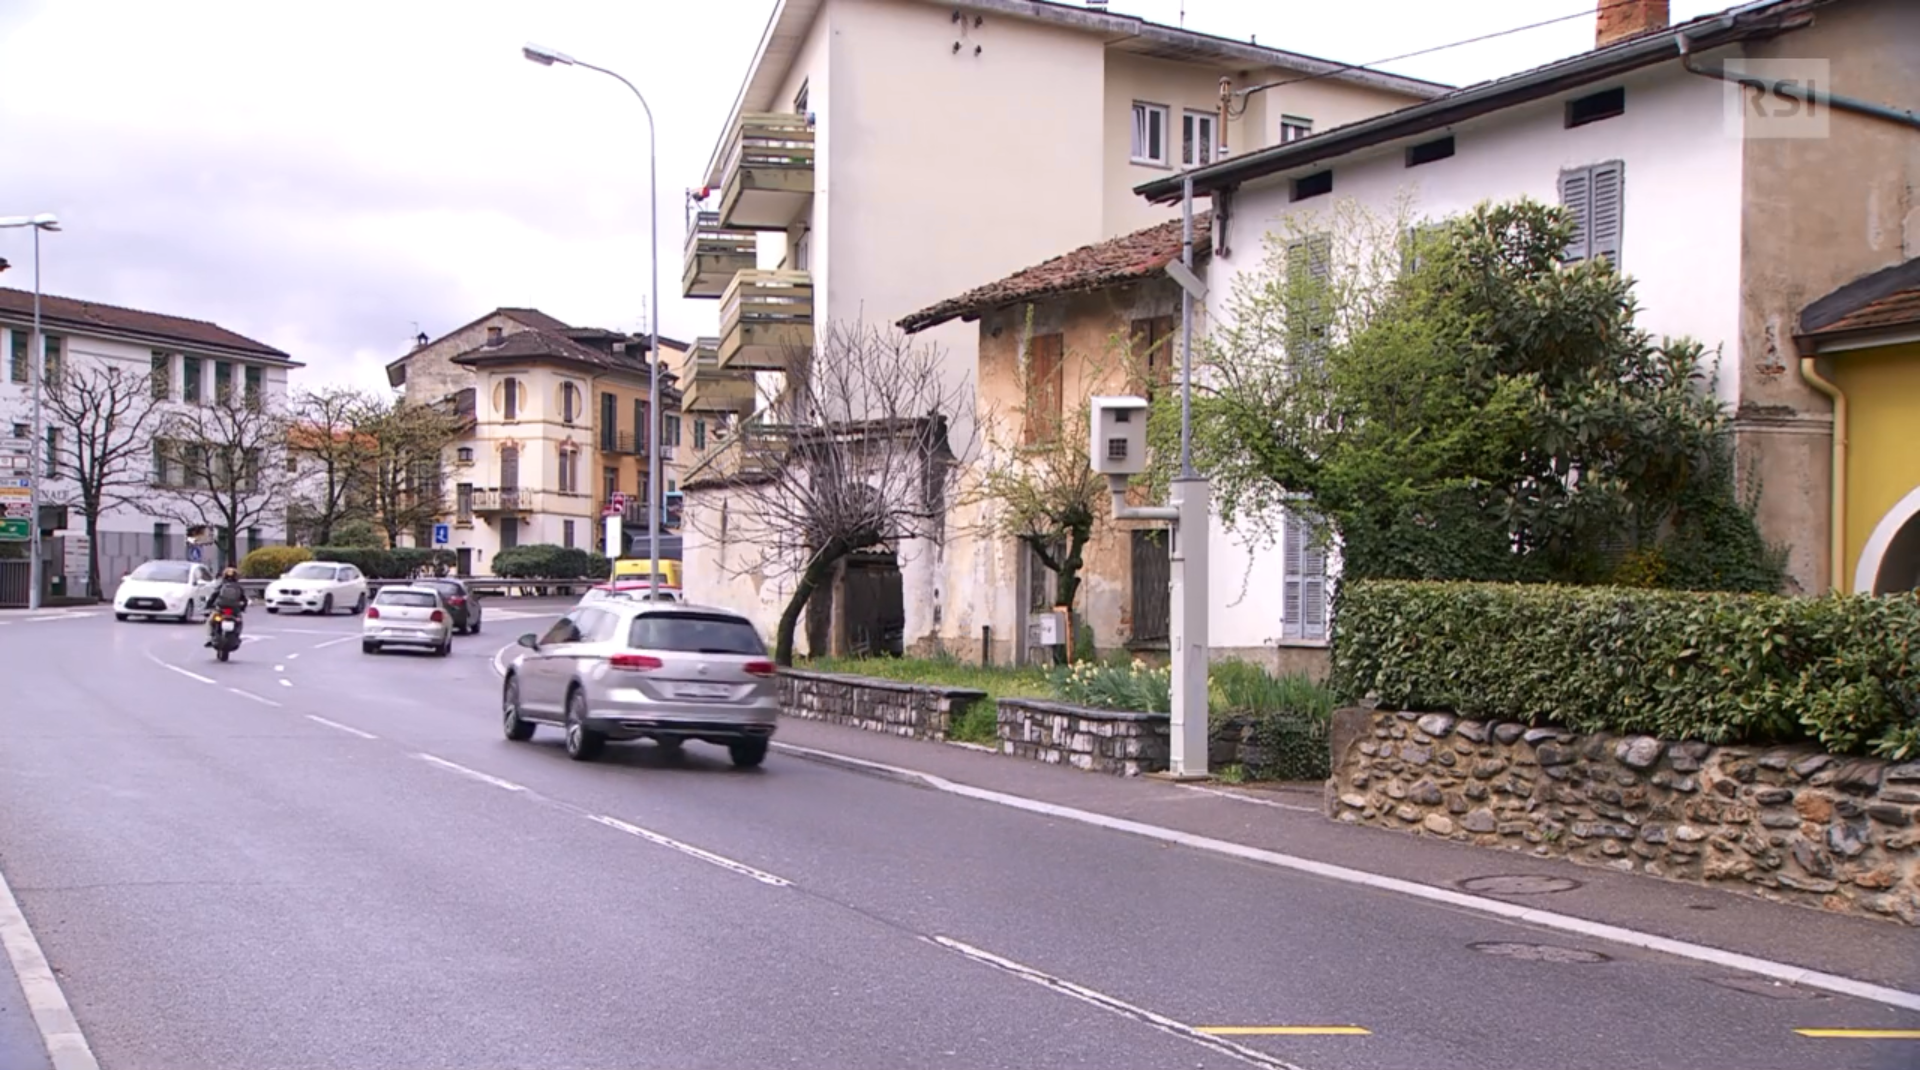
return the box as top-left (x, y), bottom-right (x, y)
top-left (361, 395), bottom-right (466, 548)
top-left (692, 321), bottom-right (975, 665)
top-left (27, 362), bottom-right (166, 596)
top-left (287, 386), bottom-right (377, 546)
top-left (154, 393), bottom-right (293, 568)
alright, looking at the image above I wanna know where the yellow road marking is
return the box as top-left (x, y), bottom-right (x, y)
top-left (1794, 1029), bottom-right (1920, 1039)
top-left (1197, 1026), bottom-right (1372, 1036)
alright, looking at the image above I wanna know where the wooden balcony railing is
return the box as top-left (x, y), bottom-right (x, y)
top-left (683, 421), bottom-right (795, 484)
top-left (682, 211), bottom-right (758, 299)
top-left (718, 270), bottom-right (813, 372)
top-left (681, 336), bottom-right (757, 413)
top-left (717, 112), bottom-right (815, 231)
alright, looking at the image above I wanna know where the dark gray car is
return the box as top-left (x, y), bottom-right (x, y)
top-left (419, 578), bottom-right (483, 634)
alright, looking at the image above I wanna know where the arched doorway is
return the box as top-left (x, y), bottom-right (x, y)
top-left (1856, 486), bottom-right (1920, 594)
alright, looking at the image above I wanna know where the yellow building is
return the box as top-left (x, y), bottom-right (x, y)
top-left (1795, 257), bottom-right (1920, 594)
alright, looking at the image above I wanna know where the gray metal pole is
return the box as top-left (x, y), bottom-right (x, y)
top-left (1179, 173), bottom-right (1194, 478)
top-left (27, 225), bottom-right (43, 611)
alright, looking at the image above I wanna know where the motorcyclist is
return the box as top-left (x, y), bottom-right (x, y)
top-left (206, 567), bottom-right (249, 648)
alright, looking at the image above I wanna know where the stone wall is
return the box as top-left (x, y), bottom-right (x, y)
top-left (1326, 707), bottom-right (1920, 924)
top-left (997, 699), bottom-right (1170, 777)
top-left (778, 669), bottom-right (985, 740)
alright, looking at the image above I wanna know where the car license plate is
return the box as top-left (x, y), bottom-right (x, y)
top-left (675, 683), bottom-right (730, 699)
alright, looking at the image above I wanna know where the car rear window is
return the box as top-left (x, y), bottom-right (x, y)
top-left (129, 562), bottom-right (192, 583)
top-left (627, 613), bottom-right (766, 655)
top-left (377, 591), bottom-right (439, 608)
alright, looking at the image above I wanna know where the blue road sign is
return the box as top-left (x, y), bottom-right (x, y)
top-left (187, 544), bottom-right (203, 562)
top-left (433, 523), bottom-right (450, 546)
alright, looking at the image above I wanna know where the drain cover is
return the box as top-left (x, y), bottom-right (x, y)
top-left (1470, 941), bottom-right (1611, 964)
top-left (1459, 874), bottom-right (1582, 895)
top-left (1703, 976), bottom-right (1830, 1001)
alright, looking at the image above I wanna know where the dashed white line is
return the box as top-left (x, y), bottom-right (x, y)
top-left (312, 636), bottom-right (357, 650)
top-left (159, 662), bottom-right (216, 685)
top-left (286, 652), bottom-right (300, 660)
top-left (0, 859), bottom-right (102, 1070)
top-left (226, 687), bottom-right (281, 707)
top-left (274, 664), bottom-right (285, 672)
top-left (414, 753), bottom-right (527, 793)
top-left (279, 679), bottom-right (294, 688)
top-left (307, 715), bottom-right (377, 740)
top-left (929, 936), bottom-right (1301, 1070)
top-left (588, 814), bottom-right (793, 887)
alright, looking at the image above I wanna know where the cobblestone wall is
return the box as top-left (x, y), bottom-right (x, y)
top-left (997, 699), bottom-right (1170, 777)
top-left (1327, 707), bottom-right (1920, 924)
top-left (778, 670), bottom-right (985, 740)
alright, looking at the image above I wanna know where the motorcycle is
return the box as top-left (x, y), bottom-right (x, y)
top-left (210, 606), bottom-right (243, 662)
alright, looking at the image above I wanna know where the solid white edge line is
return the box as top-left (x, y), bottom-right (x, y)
top-left (1182, 783), bottom-right (1322, 814)
top-left (930, 935), bottom-right (1302, 1070)
top-left (413, 753), bottom-right (527, 793)
top-left (306, 715), bottom-right (377, 740)
top-left (226, 688), bottom-right (281, 708)
top-left (589, 815), bottom-right (792, 888)
top-left (772, 741), bottom-right (1920, 1014)
top-left (0, 862), bottom-right (102, 1070)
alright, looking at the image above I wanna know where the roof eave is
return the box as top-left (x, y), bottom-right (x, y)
top-left (0, 309), bottom-right (297, 365)
top-left (1134, 7), bottom-right (1810, 204)
top-left (1795, 323), bottom-right (1920, 354)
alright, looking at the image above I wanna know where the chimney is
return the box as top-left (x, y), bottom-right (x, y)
top-left (1597, 0), bottom-right (1669, 48)
top-left (486, 325), bottom-right (503, 346)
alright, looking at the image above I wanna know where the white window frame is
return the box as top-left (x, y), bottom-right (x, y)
top-left (1281, 508), bottom-right (1329, 643)
top-left (1131, 101), bottom-right (1170, 166)
top-left (1181, 109), bottom-right (1216, 167)
top-left (1558, 160), bottom-right (1625, 264)
top-left (1280, 115), bottom-right (1313, 143)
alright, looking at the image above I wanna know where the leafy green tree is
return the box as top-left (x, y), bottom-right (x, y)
top-left (1156, 197), bottom-right (1782, 591)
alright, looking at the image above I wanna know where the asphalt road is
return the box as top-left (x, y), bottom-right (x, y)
top-left (0, 601), bottom-right (1916, 1070)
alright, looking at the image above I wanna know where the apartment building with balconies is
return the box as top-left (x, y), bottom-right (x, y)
top-left (676, 0), bottom-right (1446, 651)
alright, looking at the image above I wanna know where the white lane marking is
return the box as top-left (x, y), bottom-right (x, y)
top-left (588, 814), bottom-right (793, 888)
top-left (491, 642), bottom-right (520, 678)
top-left (0, 858), bottom-right (103, 1070)
top-left (159, 662), bottom-right (216, 686)
top-left (226, 688), bottom-right (281, 708)
top-left (773, 742), bottom-right (1920, 1013)
top-left (1182, 783), bottom-right (1321, 814)
top-left (414, 753), bottom-right (527, 793)
top-left (311, 636), bottom-right (357, 650)
top-left (273, 664), bottom-right (285, 672)
top-left (286, 652), bottom-right (300, 660)
top-left (930, 936), bottom-right (1301, 1070)
top-left (307, 715), bottom-right (378, 740)
top-left (279, 679), bottom-right (293, 688)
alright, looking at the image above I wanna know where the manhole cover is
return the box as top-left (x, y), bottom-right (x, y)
top-left (1470, 941), bottom-right (1611, 964)
top-left (1459, 874), bottom-right (1582, 895)
top-left (1702, 976), bottom-right (1830, 1001)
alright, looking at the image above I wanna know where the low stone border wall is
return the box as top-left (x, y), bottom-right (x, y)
top-left (1327, 707), bottom-right (1920, 924)
top-left (997, 698), bottom-right (1170, 777)
top-left (778, 669), bottom-right (985, 740)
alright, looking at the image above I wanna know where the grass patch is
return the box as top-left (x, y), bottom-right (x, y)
top-left (794, 655), bottom-right (1053, 744)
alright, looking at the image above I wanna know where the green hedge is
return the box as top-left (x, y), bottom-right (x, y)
top-left (491, 544), bottom-right (610, 581)
top-left (1332, 581), bottom-right (1920, 759)
top-left (241, 545), bottom-right (313, 579)
top-left (309, 546), bottom-right (455, 580)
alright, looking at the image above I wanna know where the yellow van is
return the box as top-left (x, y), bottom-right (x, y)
top-left (611, 557), bottom-right (682, 588)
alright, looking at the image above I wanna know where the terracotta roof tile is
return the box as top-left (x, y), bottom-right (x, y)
top-left (0, 286), bottom-right (292, 361)
top-left (899, 212), bottom-right (1212, 334)
top-left (1799, 256), bottom-right (1920, 343)
top-left (451, 327), bottom-right (682, 400)
top-left (1814, 287), bottom-right (1920, 336)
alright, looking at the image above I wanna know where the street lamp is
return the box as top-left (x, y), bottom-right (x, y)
top-left (522, 43), bottom-right (664, 598)
top-left (0, 213), bottom-right (61, 611)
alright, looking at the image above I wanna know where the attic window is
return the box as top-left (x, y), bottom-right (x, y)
top-left (1291, 170), bottom-right (1333, 202)
top-left (1405, 136), bottom-right (1455, 167)
top-left (457, 447), bottom-right (474, 463)
top-left (1566, 87), bottom-right (1626, 128)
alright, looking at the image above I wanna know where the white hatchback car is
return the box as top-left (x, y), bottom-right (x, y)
top-left (114, 560), bottom-right (219, 622)
top-left (361, 585), bottom-right (454, 656)
top-left (265, 561), bottom-right (369, 615)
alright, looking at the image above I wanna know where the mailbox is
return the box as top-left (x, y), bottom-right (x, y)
top-left (1089, 395), bottom-right (1150, 476)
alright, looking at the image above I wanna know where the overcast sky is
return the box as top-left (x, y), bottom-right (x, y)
top-left (0, 0), bottom-right (1732, 391)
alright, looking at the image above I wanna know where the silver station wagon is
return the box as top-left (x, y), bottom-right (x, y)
top-left (501, 601), bottom-right (780, 767)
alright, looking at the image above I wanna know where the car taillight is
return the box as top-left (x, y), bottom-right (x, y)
top-left (744, 660), bottom-right (777, 677)
top-left (449, 596), bottom-right (466, 605)
top-left (366, 607), bottom-right (380, 619)
top-left (430, 610), bottom-right (445, 623)
top-left (610, 653), bottom-right (663, 671)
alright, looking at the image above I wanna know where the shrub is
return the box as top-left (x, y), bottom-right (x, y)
top-left (1332, 580), bottom-right (1920, 759)
top-left (241, 545), bottom-right (312, 579)
top-left (309, 546), bottom-right (454, 579)
top-left (1051, 657), bottom-right (1172, 713)
top-left (1207, 658), bottom-right (1337, 781)
top-left (327, 520), bottom-right (385, 548)
top-left (491, 544), bottom-right (611, 580)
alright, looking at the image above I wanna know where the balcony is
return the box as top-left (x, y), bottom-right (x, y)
top-left (601, 498), bottom-right (685, 531)
top-left (683, 421), bottom-right (795, 484)
top-left (718, 270), bottom-right (813, 372)
top-left (682, 212), bottom-right (758, 299)
top-left (470, 488), bottom-right (530, 514)
top-left (717, 112), bottom-right (815, 231)
top-left (597, 430), bottom-right (640, 456)
top-left (681, 336), bottom-right (757, 413)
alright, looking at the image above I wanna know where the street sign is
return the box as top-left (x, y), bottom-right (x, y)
top-left (0, 437), bottom-right (29, 455)
top-left (604, 492), bottom-right (628, 518)
top-left (188, 544), bottom-right (203, 562)
top-left (0, 518), bottom-right (26, 542)
top-left (0, 502), bottom-right (28, 519)
top-left (1164, 259), bottom-right (1208, 301)
top-left (432, 523), bottom-right (450, 546)
top-left (0, 476), bottom-right (30, 490)
top-left (63, 534), bottom-right (89, 580)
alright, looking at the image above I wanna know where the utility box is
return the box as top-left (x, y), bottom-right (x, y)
top-left (1030, 607), bottom-right (1068, 647)
top-left (1089, 395), bottom-right (1150, 476)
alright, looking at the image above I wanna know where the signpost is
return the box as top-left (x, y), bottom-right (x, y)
top-left (432, 523), bottom-right (451, 546)
top-left (0, 472), bottom-right (28, 543)
top-left (603, 491), bottom-right (627, 559)
top-left (63, 533), bottom-right (90, 593)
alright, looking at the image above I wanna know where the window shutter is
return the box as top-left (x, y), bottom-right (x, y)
top-left (1281, 510), bottom-right (1305, 640)
top-left (1558, 167), bottom-right (1592, 262)
top-left (1300, 523), bottom-right (1329, 641)
top-left (1588, 160), bottom-right (1624, 264)
top-left (1023, 334), bottom-right (1065, 444)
